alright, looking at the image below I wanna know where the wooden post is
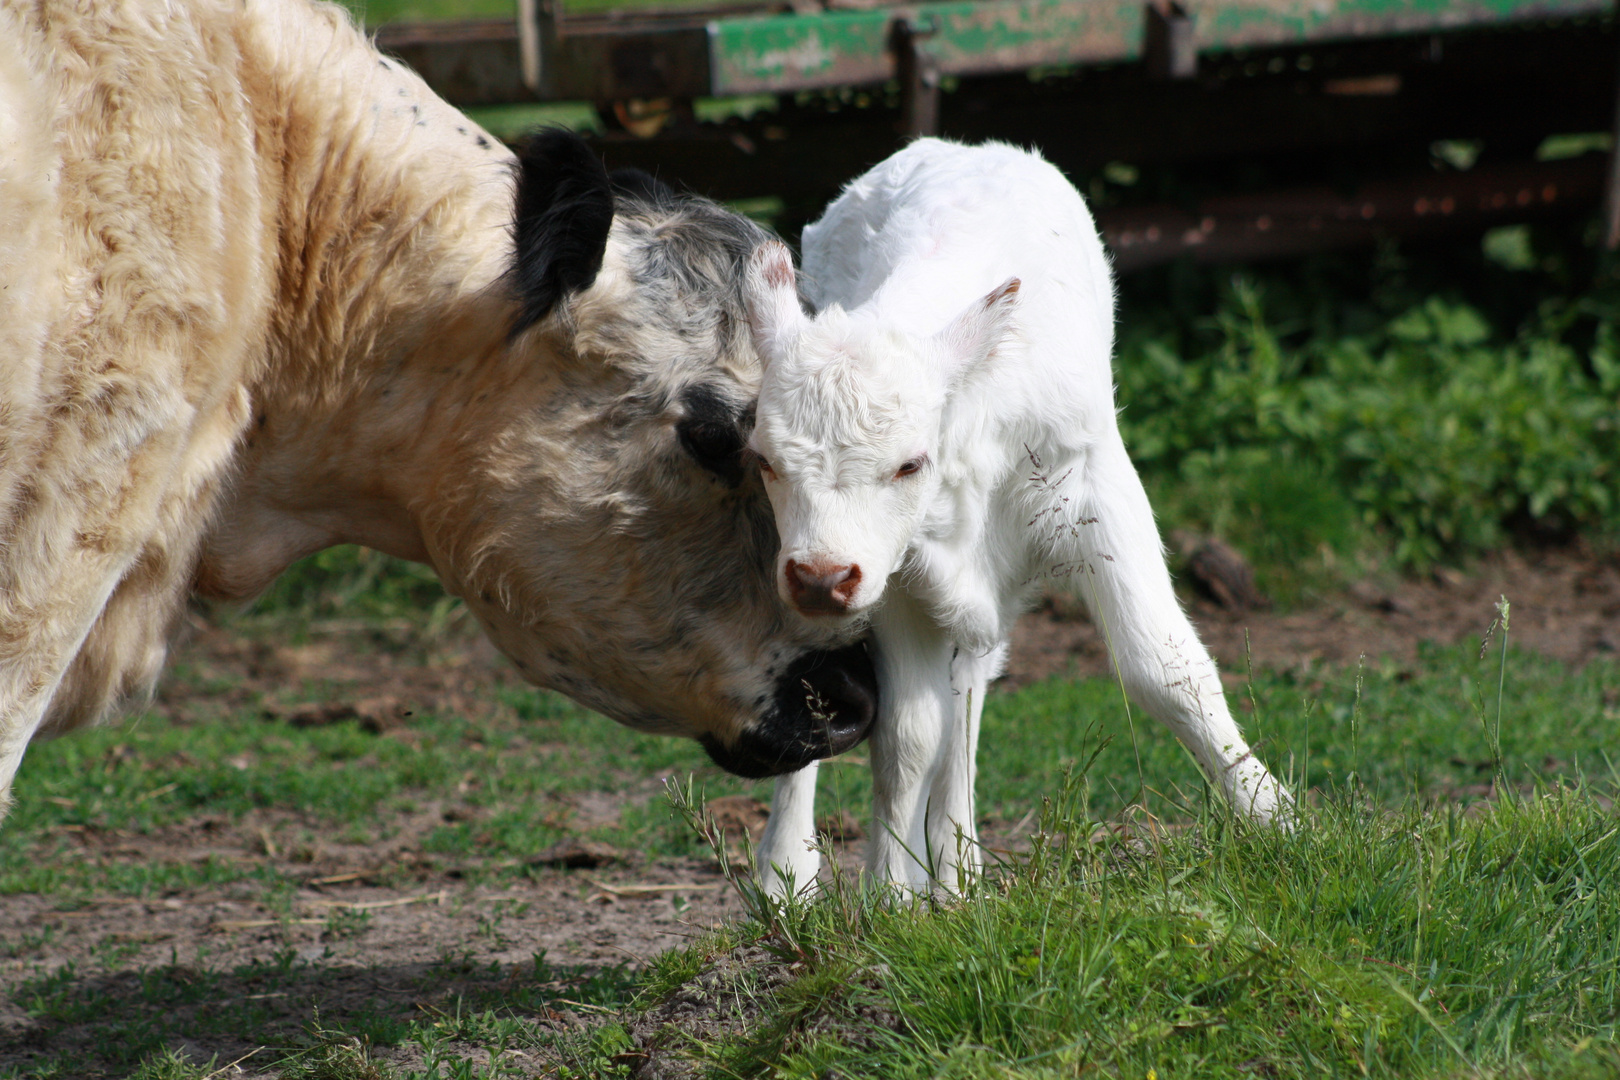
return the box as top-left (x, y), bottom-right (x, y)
top-left (893, 17), bottom-right (941, 138)
top-left (516, 0), bottom-right (558, 98)
top-left (1143, 0), bottom-right (1196, 81)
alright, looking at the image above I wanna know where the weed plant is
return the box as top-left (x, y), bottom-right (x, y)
top-left (1116, 233), bottom-right (1620, 580)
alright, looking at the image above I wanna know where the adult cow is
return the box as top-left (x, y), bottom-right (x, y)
top-left (0, 0), bottom-right (876, 810)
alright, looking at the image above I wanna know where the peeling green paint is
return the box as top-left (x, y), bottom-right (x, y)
top-left (707, 0), bottom-right (1605, 96)
top-left (709, 0), bottom-right (1144, 95)
top-left (1189, 0), bottom-right (1605, 48)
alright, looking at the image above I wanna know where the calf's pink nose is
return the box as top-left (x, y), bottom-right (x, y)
top-left (785, 559), bottom-right (862, 615)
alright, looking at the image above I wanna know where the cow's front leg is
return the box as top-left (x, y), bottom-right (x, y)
top-left (758, 763), bottom-right (820, 898)
top-left (868, 592), bottom-right (957, 892)
top-left (0, 557), bottom-right (133, 815)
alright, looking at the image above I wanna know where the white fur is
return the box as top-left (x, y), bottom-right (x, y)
top-left (745, 139), bottom-right (1290, 894)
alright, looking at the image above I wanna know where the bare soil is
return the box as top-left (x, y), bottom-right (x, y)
top-left (1008, 545), bottom-right (1620, 690)
top-left (3, 544), bottom-right (1616, 1076)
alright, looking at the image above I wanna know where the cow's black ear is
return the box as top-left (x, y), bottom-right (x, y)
top-left (510, 128), bottom-right (614, 336)
top-left (610, 167), bottom-right (676, 206)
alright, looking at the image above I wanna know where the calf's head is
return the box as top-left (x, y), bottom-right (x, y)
top-left (742, 241), bottom-right (1019, 623)
top-left (431, 136), bottom-right (876, 777)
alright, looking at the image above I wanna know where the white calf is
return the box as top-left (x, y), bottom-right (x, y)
top-left (745, 138), bottom-right (1290, 894)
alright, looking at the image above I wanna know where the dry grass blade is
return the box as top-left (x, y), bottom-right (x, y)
top-left (202, 1046), bottom-right (262, 1079)
top-left (213, 918), bottom-right (326, 931)
top-left (301, 890), bottom-right (447, 911)
top-left (585, 878), bottom-right (724, 898)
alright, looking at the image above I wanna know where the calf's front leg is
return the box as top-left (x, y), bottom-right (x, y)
top-left (868, 592), bottom-right (959, 891)
top-left (918, 642), bottom-right (1002, 891)
top-left (759, 763), bottom-right (821, 897)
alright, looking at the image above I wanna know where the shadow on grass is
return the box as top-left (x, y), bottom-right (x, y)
top-left (4, 945), bottom-right (634, 1077)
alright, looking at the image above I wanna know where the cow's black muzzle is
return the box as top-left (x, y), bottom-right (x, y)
top-left (701, 641), bottom-right (878, 778)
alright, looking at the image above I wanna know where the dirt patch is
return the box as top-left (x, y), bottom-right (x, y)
top-left (1007, 545), bottom-right (1620, 690)
top-left (0, 866), bottom-right (746, 1077)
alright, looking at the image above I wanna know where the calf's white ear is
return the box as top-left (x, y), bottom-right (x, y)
top-left (743, 241), bottom-right (807, 371)
top-left (935, 277), bottom-right (1020, 389)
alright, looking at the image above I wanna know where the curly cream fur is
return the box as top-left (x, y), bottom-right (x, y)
top-left (0, 0), bottom-right (854, 811)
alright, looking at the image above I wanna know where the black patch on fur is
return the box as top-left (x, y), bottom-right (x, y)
top-left (508, 129), bottom-right (615, 336)
top-left (477, 134), bottom-right (491, 150)
top-left (610, 168), bottom-right (676, 207)
top-left (677, 384), bottom-right (747, 486)
top-left (701, 642), bottom-right (878, 778)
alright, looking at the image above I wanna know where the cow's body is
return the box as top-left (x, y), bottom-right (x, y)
top-left (745, 139), bottom-right (1288, 893)
top-left (0, 0), bottom-right (875, 810)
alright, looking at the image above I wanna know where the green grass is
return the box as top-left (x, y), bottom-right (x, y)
top-left (0, 674), bottom-right (750, 898)
top-left (603, 630), bottom-right (1620, 1078)
top-left (6, 635), bottom-right (1615, 899)
top-left (4, 634), bottom-right (1617, 1074)
top-left (641, 781), bottom-right (1620, 1078)
top-left (9, 620), bottom-right (1620, 896)
top-left (5, 944), bottom-right (638, 1078)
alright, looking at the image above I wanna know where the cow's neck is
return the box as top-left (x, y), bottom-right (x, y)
top-left (195, 5), bottom-right (524, 600)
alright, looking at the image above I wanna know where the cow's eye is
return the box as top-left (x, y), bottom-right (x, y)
top-left (679, 421), bottom-right (742, 475)
top-left (754, 452), bottom-right (777, 479)
top-left (677, 385), bottom-right (747, 486)
top-left (895, 458), bottom-right (925, 478)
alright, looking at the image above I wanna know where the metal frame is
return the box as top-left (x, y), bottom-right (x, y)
top-left (377, 0), bottom-right (1609, 106)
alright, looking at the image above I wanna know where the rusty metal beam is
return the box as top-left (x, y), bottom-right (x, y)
top-left (375, 13), bottom-right (714, 104)
top-left (375, 19), bottom-right (537, 106)
top-left (585, 19), bottom-right (1611, 228)
top-left (1101, 157), bottom-right (1604, 271)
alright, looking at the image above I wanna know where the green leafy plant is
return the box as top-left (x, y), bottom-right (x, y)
top-left (1118, 264), bottom-right (1620, 572)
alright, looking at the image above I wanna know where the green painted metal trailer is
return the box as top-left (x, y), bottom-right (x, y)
top-left (708, 0), bottom-right (1604, 94)
top-left (377, 0), bottom-right (1609, 106)
top-left (375, 0), bottom-right (1617, 265)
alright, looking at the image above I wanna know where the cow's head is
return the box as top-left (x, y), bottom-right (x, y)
top-left (741, 240), bottom-right (1020, 623)
top-left (431, 133), bottom-right (876, 778)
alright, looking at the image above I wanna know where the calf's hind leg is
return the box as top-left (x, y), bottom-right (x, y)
top-left (1061, 435), bottom-right (1289, 821)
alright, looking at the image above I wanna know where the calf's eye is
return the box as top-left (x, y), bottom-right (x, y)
top-left (754, 452), bottom-right (777, 478)
top-left (895, 458), bottom-right (924, 478)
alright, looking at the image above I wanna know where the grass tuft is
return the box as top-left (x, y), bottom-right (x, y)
top-left (640, 774), bottom-right (1620, 1078)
